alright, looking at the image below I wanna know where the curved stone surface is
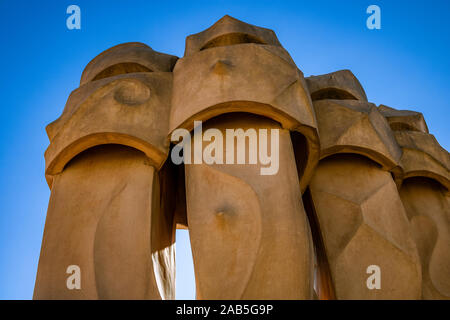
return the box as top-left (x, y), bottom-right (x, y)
top-left (381, 105), bottom-right (450, 299)
top-left (171, 44), bottom-right (315, 132)
top-left (80, 42), bottom-right (178, 85)
top-left (400, 178), bottom-right (450, 299)
top-left (378, 105), bottom-right (450, 299)
top-left (171, 43), bottom-right (319, 191)
top-left (309, 154), bottom-right (422, 299)
top-left (185, 15), bottom-right (282, 56)
top-left (378, 104), bottom-right (429, 133)
top-left (34, 145), bottom-right (175, 300)
top-left (45, 72), bottom-right (173, 186)
top-left (36, 15), bottom-right (450, 301)
top-left (306, 70), bottom-right (367, 102)
top-left (313, 99), bottom-right (402, 171)
top-left (185, 114), bottom-right (314, 299)
top-left (394, 130), bottom-right (449, 192)
top-left (187, 164), bottom-right (263, 299)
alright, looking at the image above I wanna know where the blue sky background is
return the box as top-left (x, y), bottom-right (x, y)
top-left (0, 0), bottom-right (448, 299)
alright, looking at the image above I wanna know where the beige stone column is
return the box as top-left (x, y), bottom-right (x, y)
top-left (309, 154), bottom-right (421, 299)
top-left (34, 145), bottom-right (175, 299)
top-left (379, 106), bottom-right (450, 299)
top-left (399, 178), bottom-right (449, 299)
top-left (34, 43), bottom-right (178, 299)
top-left (304, 74), bottom-right (422, 299)
top-left (170, 16), bottom-right (320, 299)
top-left (184, 114), bottom-right (314, 299)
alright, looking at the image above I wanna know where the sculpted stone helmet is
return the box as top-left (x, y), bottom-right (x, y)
top-left (35, 15), bottom-right (449, 300)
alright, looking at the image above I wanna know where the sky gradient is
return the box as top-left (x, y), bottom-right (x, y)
top-left (0, 0), bottom-right (449, 299)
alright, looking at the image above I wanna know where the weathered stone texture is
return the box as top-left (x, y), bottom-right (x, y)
top-left (35, 15), bottom-right (449, 300)
top-left (185, 114), bottom-right (314, 299)
top-left (309, 155), bottom-right (422, 299)
top-left (379, 105), bottom-right (449, 299)
top-left (35, 145), bottom-right (175, 299)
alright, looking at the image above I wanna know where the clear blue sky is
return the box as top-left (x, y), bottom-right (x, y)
top-left (0, 0), bottom-right (448, 299)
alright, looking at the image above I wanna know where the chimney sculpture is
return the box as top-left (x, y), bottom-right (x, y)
top-left (35, 16), bottom-right (449, 300)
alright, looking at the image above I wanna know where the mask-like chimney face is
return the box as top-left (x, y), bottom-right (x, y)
top-left (182, 15), bottom-right (295, 65)
top-left (80, 42), bottom-right (178, 85)
top-left (170, 15), bottom-right (320, 192)
top-left (313, 99), bottom-right (403, 172)
top-left (39, 42), bottom-right (179, 300)
top-left (306, 70), bottom-right (368, 102)
top-left (184, 15), bottom-right (282, 56)
top-left (377, 105), bottom-right (449, 193)
top-left (378, 104), bottom-right (429, 133)
top-left (44, 43), bottom-right (178, 187)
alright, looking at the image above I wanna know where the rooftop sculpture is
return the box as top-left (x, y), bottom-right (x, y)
top-left (34, 15), bottom-right (449, 300)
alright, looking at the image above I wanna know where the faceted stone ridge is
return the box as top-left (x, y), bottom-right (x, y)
top-left (184, 15), bottom-right (282, 56)
top-left (313, 99), bottom-right (402, 171)
top-left (36, 15), bottom-right (450, 301)
top-left (80, 42), bottom-right (178, 85)
top-left (45, 72), bottom-right (173, 187)
top-left (378, 104), bottom-right (429, 133)
top-left (306, 70), bottom-right (368, 102)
